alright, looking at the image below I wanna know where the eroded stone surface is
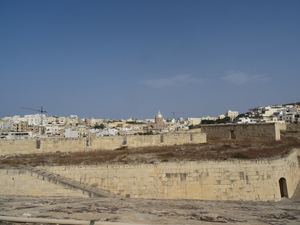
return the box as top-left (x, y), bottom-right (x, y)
top-left (0, 195), bottom-right (300, 225)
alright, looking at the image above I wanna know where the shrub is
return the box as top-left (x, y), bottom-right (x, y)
top-left (135, 132), bottom-right (153, 135)
top-left (231, 152), bottom-right (248, 159)
top-left (222, 144), bottom-right (231, 148)
top-left (115, 146), bottom-right (128, 150)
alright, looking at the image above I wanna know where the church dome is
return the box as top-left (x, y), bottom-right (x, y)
top-left (155, 110), bottom-right (163, 118)
top-left (155, 110), bottom-right (164, 124)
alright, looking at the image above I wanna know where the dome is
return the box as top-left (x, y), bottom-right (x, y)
top-left (155, 110), bottom-right (163, 118)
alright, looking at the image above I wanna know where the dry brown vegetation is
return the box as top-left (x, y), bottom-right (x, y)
top-left (0, 136), bottom-right (300, 168)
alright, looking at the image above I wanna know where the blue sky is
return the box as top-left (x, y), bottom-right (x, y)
top-left (1, 0), bottom-right (299, 120)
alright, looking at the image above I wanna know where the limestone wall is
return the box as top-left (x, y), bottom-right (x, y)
top-left (201, 123), bottom-right (286, 140)
top-left (125, 132), bottom-right (205, 147)
top-left (0, 132), bottom-right (206, 156)
top-left (0, 139), bottom-right (36, 155)
top-left (0, 169), bottom-right (87, 197)
top-left (40, 148), bottom-right (300, 201)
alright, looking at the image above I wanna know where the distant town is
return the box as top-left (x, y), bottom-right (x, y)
top-left (1, 102), bottom-right (299, 140)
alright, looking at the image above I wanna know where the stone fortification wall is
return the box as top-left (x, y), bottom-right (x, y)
top-left (0, 132), bottom-right (206, 156)
top-left (0, 169), bottom-right (87, 197)
top-left (201, 123), bottom-right (286, 140)
top-left (0, 138), bottom-right (87, 155)
top-left (125, 132), bottom-right (204, 147)
top-left (39, 149), bottom-right (300, 202)
top-left (0, 139), bottom-right (36, 155)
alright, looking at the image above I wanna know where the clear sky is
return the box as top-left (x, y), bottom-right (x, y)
top-left (1, 0), bottom-right (299, 120)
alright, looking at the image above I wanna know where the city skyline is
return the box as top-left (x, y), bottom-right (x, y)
top-left (1, 0), bottom-right (299, 120)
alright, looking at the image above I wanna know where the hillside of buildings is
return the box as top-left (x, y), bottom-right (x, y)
top-left (1, 102), bottom-right (300, 168)
top-left (1, 103), bottom-right (300, 141)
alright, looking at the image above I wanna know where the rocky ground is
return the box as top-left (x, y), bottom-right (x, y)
top-left (0, 195), bottom-right (300, 225)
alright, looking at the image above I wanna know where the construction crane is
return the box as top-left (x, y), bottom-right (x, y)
top-left (21, 106), bottom-right (48, 135)
top-left (171, 112), bottom-right (186, 119)
top-left (21, 106), bottom-right (48, 114)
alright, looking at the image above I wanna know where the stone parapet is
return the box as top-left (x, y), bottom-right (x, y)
top-left (201, 123), bottom-right (286, 140)
top-left (0, 132), bottom-right (206, 155)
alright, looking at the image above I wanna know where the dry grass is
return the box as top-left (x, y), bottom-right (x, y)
top-left (0, 136), bottom-right (300, 168)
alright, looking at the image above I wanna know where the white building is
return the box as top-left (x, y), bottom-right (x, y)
top-left (24, 114), bottom-right (46, 126)
top-left (96, 128), bottom-right (118, 137)
top-left (261, 106), bottom-right (283, 117)
top-left (272, 107), bottom-right (299, 124)
top-left (45, 125), bottom-right (59, 136)
top-left (65, 128), bottom-right (78, 138)
top-left (0, 131), bottom-right (32, 140)
top-left (236, 117), bottom-right (259, 124)
top-left (201, 116), bottom-right (218, 121)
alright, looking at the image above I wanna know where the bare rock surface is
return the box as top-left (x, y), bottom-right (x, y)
top-left (0, 195), bottom-right (300, 225)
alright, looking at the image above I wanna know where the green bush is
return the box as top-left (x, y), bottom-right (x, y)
top-left (94, 124), bottom-right (105, 129)
top-left (231, 152), bottom-right (248, 159)
top-left (115, 146), bottom-right (128, 150)
top-left (135, 132), bottom-right (153, 135)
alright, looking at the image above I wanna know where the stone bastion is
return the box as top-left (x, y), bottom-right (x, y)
top-left (1, 148), bottom-right (299, 202)
top-left (0, 123), bottom-right (299, 202)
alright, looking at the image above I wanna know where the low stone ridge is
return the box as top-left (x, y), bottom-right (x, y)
top-left (1, 195), bottom-right (300, 225)
top-left (23, 167), bottom-right (116, 198)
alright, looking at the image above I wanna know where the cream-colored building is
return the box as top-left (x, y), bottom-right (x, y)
top-left (225, 110), bottom-right (238, 119)
top-left (218, 114), bottom-right (225, 119)
top-left (188, 117), bottom-right (201, 125)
